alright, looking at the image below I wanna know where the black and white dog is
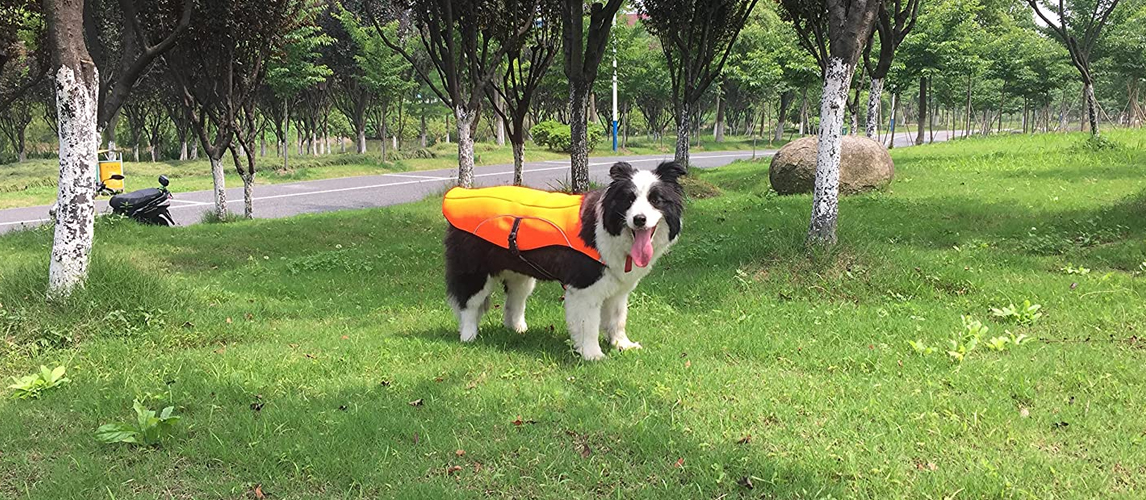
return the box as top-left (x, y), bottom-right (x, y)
top-left (444, 161), bottom-right (686, 360)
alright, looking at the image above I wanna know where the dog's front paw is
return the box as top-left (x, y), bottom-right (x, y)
top-left (579, 347), bottom-right (607, 361)
top-left (612, 338), bottom-right (642, 351)
top-left (504, 318), bottom-right (528, 334)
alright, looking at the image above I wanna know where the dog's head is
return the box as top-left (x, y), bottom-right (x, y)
top-left (601, 161), bottom-right (686, 267)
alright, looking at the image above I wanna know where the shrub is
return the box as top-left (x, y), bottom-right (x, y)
top-left (531, 120), bottom-right (605, 152)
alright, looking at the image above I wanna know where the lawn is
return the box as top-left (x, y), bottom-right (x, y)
top-left (0, 135), bottom-right (777, 210)
top-left (1, 130), bottom-right (1144, 499)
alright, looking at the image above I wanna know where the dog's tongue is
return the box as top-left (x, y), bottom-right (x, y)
top-left (630, 228), bottom-right (654, 268)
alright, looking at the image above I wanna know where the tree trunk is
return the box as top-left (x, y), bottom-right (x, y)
top-left (179, 139), bottom-right (188, 160)
top-left (674, 100), bottom-right (691, 166)
top-left (798, 88), bottom-right (808, 135)
top-left (209, 155), bottom-right (227, 220)
top-left (282, 99), bottom-right (290, 170)
top-left (808, 57), bottom-right (853, 246)
top-left (512, 141), bottom-right (524, 186)
top-left (455, 106), bottom-right (476, 187)
top-left (886, 92), bottom-right (898, 149)
top-left (1129, 78), bottom-right (1144, 127)
top-left (714, 88), bottom-right (725, 142)
top-left (190, 141), bottom-right (198, 160)
top-left (569, 82), bottom-right (591, 192)
top-left (47, 61), bottom-right (100, 300)
top-left (420, 111), bottom-right (427, 147)
top-left (866, 77), bottom-right (883, 139)
top-left (241, 173), bottom-right (254, 219)
top-left (1084, 81), bottom-right (1099, 136)
top-left (775, 91), bottom-right (792, 142)
top-left (915, 76), bottom-right (927, 146)
top-left (495, 97), bottom-right (506, 147)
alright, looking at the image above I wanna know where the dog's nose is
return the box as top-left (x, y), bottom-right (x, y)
top-left (633, 214), bottom-right (647, 227)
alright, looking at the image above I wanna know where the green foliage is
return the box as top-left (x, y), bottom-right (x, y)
top-left (7, 365), bottom-right (68, 399)
top-left (335, 7), bottom-right (414, 99)
top-left (530, 120), bottom-right (604, 152)
top-left (265, 4), bottom-right (335, 99)
top-left (946, 316), bottom-right (988, 362)
top-left (991, 300), bottom-right (1043, 326)
top-left (94, 400), bottom-right (180, 447)
top-left (1060, 263), bottom-right (1091, 275)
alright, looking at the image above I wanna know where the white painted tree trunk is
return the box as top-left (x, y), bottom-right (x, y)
top-left (455, 106), bottom-right (476, 187)
top-left (356, 127), bottom-right (367, 154)
top-left (241, 174), bottom-right (254, 219)
top-left (808, 57), bottom-right (853, 246)
top-left (179, 140), bottom-right (188, 160)
top-left (190, 142), bottom-right (198, 160)
top-left (209, 155), bottom-right (227, 220)
top-left (866, 78), bottom-right (882, 139)
top-left (48, 66), bottom-right (100, 300)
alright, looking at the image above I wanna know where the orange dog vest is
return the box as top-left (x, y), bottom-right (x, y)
top-left (442, 186), bottom-right (602, 262)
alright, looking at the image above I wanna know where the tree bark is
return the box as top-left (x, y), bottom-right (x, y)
top-left (512, 141), bottom-right (524, 186)
top-left (455, 106), bottom-right (476, 187)
top-left (886, 92), bottom-right (898, 149)
top-left (190, 141), bottom-right (198, 159)
top-left (808, 57), bottom-right (853, 246)
top-left (915, 76), bottom-right (926, 146)
top-left (46, 0), bottom-right (101, 300)
top-left (674, 100), bottom-right (691, 166)
top-left (714, 86), bottom-right (725, 142)
top-left (1083, 81), bottom-right (1099, 136)
top-left (569, 82), bottom-right (591, 191)
top-left (775, 90), bottom-right (792, 142)
top-left (866, 77), bottom-right (883, 138)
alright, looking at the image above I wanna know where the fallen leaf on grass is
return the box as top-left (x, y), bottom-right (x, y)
top-left (340, 335), bottom-right (349, 340)
top-left (736, 435), bottom-right (751, 445)
top-left (447, 465), bottom-right (463, 475)
top-left (684, 360), bottom-right (691, 368)
top-left (473, 462), bottom-right (482, 473)
top-left (455, 449), bottom-right (465, 457)
top-left (226, 317), bottom-right (232, 324)
top-left (512, 417), bottom-right (537, 426)
top-left (673, 458), bottom-right (685, 468)
top-left (409, 399), bottom-right (424, 407)
top-left (579, 444), bottom-right (592, 458)
top-left (245, 313), bottom-right (254, 321)
top-left (738, 476), bottom-right (754, 489)
top-left (252, 484), bottom-right (266, 499)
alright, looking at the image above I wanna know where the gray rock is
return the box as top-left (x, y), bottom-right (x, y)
top-left (768, 135), bottom-right (894, 195)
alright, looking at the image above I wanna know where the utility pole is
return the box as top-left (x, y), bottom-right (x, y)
top-left (611, 19), bottom-right (619, 152)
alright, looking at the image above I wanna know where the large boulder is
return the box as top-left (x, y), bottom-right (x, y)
top-left (768, 135), bottom-right (894, 195)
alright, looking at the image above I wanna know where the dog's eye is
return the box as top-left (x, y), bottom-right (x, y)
top-left (649, 193), bottom-right (661, 204)
top-left (627, 193), bottom-right (637, 203)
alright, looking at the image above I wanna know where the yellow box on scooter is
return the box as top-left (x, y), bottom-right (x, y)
top-left (98, 160), bottom-right (123, 192)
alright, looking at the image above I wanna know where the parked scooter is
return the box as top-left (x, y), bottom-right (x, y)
top-left (108, 175), bottom-right (176, 226)
top-left (48, 175), bottom-right (176, 226)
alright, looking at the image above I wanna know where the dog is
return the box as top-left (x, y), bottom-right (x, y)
top-left (443, 161), bottom-right (686, 360)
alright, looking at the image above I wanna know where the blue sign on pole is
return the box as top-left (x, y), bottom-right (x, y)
top-left (612, 120), bottom-right (618, 151)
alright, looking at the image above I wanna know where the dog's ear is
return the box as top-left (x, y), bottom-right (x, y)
top-left (655, 161), bottom-right (687, 183)
top-left (609, 162), bottom-right (636, 181)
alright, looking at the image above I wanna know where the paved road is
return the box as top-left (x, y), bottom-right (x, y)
top-left (0, 130), bottom-right (955, 234)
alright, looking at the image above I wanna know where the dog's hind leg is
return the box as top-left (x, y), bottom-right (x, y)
top-left (450, 274), bottom-right (496, 343)
top-left (564, 288), bottom-right (606, 361)
top-left (500, 272), bottom-right (535, 334)
top-left (602, 292), bottom-right (641, 351)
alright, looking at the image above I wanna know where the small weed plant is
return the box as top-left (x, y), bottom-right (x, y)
top-left (7, 365), bottom-right (69, 399)
top-left (991, 300), bottom-right (1043, 325)
top-left (95, 400), bottom-right (181, 447)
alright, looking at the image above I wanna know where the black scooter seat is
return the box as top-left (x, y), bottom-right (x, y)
top-left (110, 188), bottom-right (165, 210)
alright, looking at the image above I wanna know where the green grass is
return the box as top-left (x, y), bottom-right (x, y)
top-left (1, 130), bottom-right (1145, 499)
top-left (0, 135), bottom-right (779, 210)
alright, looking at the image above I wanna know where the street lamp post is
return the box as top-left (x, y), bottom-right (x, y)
top-left (612, 29), bottom-right (618, 152)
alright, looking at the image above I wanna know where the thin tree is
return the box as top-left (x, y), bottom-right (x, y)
top-left (640, 0), bottom-right (759, 167)
top-left (562, 0), bottom-right (622, 192)
top-left (779, 0), bottom-right (881, 245)
top-left (370, 0), bottom-right (533, 188)
top-left (1027, 0), bottom-right (1121, 136)
top-left (488, 0), bottom-right (561, 185)
top-left (862, 0), bottom-right (920, 138)
top-left (44, 0), bottom-right (101, 299)
top-left (0, 0), bottom-right (48, 115)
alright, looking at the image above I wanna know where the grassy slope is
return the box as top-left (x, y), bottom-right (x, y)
top-left (1, 131), bottom-right (1144, 499)
top-left (0, 136), bottom-right (775, 210)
